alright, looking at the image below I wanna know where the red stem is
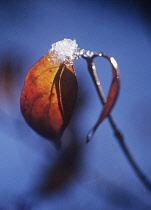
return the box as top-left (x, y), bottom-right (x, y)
top-left (82, 54), bottom-right (151, 193)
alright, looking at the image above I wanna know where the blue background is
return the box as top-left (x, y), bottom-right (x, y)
top-left (0, 0), bottom-right (151, 209)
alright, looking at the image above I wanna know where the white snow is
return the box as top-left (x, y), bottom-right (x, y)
top-left (48, 38), bottom-right (95, 65)
top-left (49, 39), bottom-right (79, 65)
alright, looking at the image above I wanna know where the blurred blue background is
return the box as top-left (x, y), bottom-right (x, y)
top-left (0, 0), bottom-right (151, 209)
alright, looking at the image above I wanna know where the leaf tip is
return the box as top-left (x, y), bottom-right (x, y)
top-left (86, 128), bottom-right (95, 143)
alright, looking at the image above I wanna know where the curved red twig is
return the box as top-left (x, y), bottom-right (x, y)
top-left (83, 54), bottom-right (120, 142)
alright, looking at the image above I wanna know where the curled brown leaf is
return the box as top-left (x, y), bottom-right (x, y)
top-left (20, 53), bottom-right (78, 147)
top-left (83, 54), bottom-right (120, 142)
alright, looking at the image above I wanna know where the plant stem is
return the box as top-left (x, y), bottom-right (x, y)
top-left (82, 54), bottom-right (151, 192)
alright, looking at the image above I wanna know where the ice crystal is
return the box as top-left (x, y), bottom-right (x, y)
top-left (49, 39), bottom-right (79, 65)
top-left (48, 38), bottom-right (95, 65)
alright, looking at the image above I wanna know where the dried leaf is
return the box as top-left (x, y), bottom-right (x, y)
top-left (87, 56), bottom-right (120, 141)
top-left (20, 53), bottom-right (78, 146)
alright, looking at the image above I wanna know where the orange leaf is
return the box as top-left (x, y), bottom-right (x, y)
top-left (20, 52), bottom-right (78, 146)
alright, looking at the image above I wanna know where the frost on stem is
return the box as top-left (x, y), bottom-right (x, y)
top-left (48, 38), bottom-right (95, 65)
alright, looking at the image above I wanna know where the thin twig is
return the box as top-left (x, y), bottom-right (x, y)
top-left (82, 54), bottom-right (151, 192)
